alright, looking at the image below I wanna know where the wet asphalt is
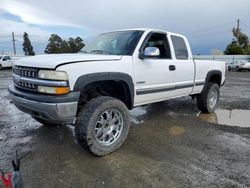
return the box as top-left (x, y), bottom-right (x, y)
top-left (0, 69), bottom-right (250, 188)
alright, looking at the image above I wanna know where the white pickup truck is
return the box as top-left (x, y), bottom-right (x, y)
top-left (9, 29), bottom-right (225, 156)
top-left (0, 55), bottom-right (14, 69)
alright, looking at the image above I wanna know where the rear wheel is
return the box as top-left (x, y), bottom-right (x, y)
top-left (236, 66), bottom-right (241, 71)
top-left (228, 67), bottom-right (231, 71)
top-left (197, 82), bottom-right (220, 113)
top-left (75, 96), bottom-right (130, 156)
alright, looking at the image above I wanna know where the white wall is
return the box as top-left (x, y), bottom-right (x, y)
top-left (193, 55), bottom-right (250, 63)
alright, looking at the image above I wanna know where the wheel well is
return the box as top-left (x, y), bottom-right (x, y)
top-left (77, 80), bottom-right (133, 111)
top-left (208, 74), bottom-right (221, 86)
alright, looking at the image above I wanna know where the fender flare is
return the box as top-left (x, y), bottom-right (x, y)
top-left (202, 70), bottom-right (222, 92)
top-left (73, 72), bottom-right (134, 108)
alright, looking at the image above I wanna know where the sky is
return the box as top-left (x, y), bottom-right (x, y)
top-left (0, 0), bottom-right (250, 55)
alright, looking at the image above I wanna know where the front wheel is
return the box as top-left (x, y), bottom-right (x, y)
top-left (0, 64), bottom-right (2, 70)
top-left (75, 96), bottom-right (130, 156)
top-left (236, 66), bottom-right (241, 72)
top-left (197, 82), bottom-right (220, 113)
top-left (228, 67), bottom-right (231, 71)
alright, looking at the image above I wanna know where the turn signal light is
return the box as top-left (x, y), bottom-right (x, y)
top-left (55, 87), bottom-right (70, 94)
top-left (38, 86), bottom-right (70, 94)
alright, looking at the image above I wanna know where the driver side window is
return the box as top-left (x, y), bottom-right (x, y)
top-left (143, 33), bottom-right (171, 59)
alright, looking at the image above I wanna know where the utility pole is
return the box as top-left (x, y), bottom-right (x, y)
top-left (237, 19), bottom-right (240, 30)
top-left (236, 19), bottom-right (240, 37)
top-left (12, 32), bottom-right (16, 55)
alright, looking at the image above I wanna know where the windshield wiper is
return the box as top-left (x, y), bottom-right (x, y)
top-left (89, 50), bottom-right (111, 55)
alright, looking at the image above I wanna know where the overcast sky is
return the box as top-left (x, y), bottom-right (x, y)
top-left (0, 0), bottom-right (250, 55)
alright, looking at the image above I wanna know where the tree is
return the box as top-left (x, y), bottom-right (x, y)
top-left (68, 37), bottom-right (85, 53)
top-left (224, 41), bottom-right (245, 55)
top-left (232, 28), bottom-right (249, 49)
top-left (224, 26), bottom-right (250, 55)
top-left (23, 32), bottom-right (35, 55)
top-left (45, 34), bottom-right (85, 54)
top-left (44, 34), bottom-right (69, 54)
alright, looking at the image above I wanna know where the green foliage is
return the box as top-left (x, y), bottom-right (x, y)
top-left (44, 34), bottom-right (68, 54)
top-left (68, 37), bottom-right (85, 53)
top-left (232, 28), bottom-right (249, 49)
top-left (224, 41), bottom-right (245, 55)
top-left (246, 48), bottom-right (250, 55)
top-left (44, 34), bottom-right (85, 54)
top-left (225, 28), bottom-right (250, 55)
top-left (23, 32), bottom-right (35, 55)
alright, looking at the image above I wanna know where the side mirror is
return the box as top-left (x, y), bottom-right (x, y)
top-left (139, 47), bottom-right (160, 59)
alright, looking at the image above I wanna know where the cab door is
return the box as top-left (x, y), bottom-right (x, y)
top-left (169, 35), bottom-right (195, 96)
top-left (133, 32), bottom-right (178, 106)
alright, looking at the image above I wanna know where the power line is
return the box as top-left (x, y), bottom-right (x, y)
top-left (186, 21), bottom-right (234, 35)
top-left (0, 41), bottom-right (11, 44)
top-left (240, 20), bottom-right (250, 33)
top-left (187, 19), bottom-right (250, 38)
top-left (188, 30), bottom-right (230, 38)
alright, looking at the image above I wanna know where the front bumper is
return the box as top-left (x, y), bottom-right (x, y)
top-left (9, 83), bottom-right (80, 124)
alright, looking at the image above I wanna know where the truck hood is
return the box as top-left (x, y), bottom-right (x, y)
top-left (14, 54), bottom-right (122, 69)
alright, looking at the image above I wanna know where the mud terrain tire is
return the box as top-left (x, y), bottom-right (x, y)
top-left (197, 82), bottom-right (220, 113)
top-left (75, 96), bottom-right (130, 156)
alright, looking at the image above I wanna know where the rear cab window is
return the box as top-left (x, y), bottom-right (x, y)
top-left (171, 35), bottom-right (189, 60)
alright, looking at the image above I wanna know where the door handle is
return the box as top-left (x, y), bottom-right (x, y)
top-left (169, 65), bottom-right (176, 71)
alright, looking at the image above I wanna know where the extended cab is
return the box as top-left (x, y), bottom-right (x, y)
top-left (9, 29), bottom-right (225, 156)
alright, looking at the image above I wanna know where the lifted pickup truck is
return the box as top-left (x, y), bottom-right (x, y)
top-left (9, 29), bottom-right (225, 156)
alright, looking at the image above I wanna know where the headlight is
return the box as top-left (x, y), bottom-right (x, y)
top-left (38, 86), bottom-right (70, 94)
top-left (38, 70), bottom-right (68, 81)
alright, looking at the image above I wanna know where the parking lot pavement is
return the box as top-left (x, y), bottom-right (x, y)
top-left (0, 69), bottom-right (250, 188)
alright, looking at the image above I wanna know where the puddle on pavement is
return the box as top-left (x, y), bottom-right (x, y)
top-left (198, 109), bottom-right (250, 128)
top-left (169, 126), bottom-right (186, 136)
top-left (129, 106), bottom-right (147, 124)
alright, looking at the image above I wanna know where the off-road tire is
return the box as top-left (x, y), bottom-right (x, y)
top-left (75, 96), bottom-right (130, 156)
top-left (197, 82), bottom-right (220, 113)
top-left (32, 116), bottom-right (61, 126)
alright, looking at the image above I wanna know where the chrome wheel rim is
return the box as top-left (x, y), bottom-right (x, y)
top-left (95, 109), bottom-right (123, 146)
top-left (208, 89), bottom-right (218, 109)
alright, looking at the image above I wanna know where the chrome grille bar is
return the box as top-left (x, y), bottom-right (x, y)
top-left (13, 73), bottom-right (68, 87)
top-left (13, 66), bottom-right (38, 78)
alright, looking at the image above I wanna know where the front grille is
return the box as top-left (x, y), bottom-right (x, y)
top-left (13, 66), bottom-right (39, 91)
top-left (13, 66), bottom-right (38, 78)
top-left (14, 79), bottom-right (38, 91)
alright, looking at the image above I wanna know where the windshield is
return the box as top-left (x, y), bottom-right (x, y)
top-left (83, 30), bottom-right (144, 55)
